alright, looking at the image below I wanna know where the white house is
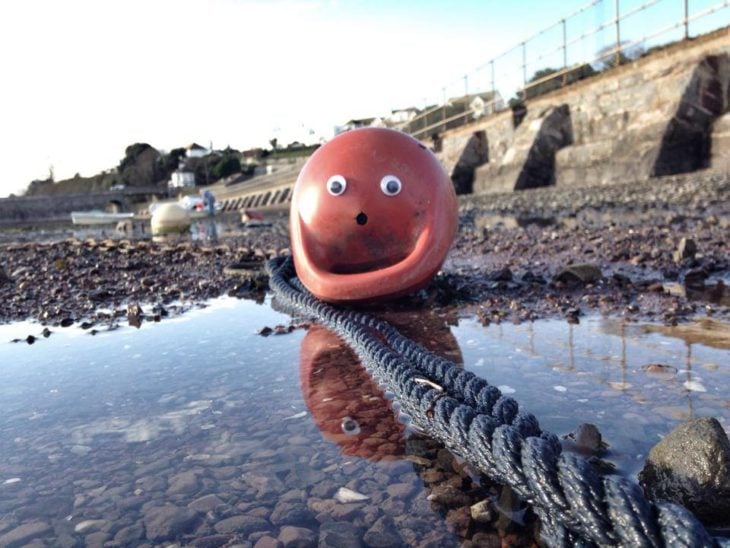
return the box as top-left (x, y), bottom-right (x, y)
top-left (371, 107), bottom-right (420, 129)
top-left (186, 143), bottom-right (208, 158)
top-left (168, 162), bottom-right (196, 189)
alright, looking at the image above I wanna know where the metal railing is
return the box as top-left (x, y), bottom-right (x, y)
top-left (397, 0), bottom-right (729, 141)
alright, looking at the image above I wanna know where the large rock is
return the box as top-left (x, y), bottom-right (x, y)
top-left (639, 417), bottom-right (730, 526)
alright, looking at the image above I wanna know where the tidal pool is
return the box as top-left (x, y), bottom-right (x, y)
top-left (0, 297), bottom-right (728, 546)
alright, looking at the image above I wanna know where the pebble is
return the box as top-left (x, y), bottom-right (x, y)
top-left (213, 515), bottom-right (270, 536)
top-left (334, 487), bottom-right (369, 503)
top-left (363, 515), bottom-right (403, 548)
top-left (143, 505), bottom-right (201, 541)
top-left (278, 525), bottom-right (316, 548)
top-left (0, 521), bottom-right (52, 547)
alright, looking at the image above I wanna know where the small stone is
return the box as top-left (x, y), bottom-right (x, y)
top-left (673, 237), bottom-right (697, 263)
top-left (318, 521), bottom-right (364, 548)
top-left (113, 522), bottom-right (145, 544)
top-left (213, 515), bottom-right (270, 536)
top-left (278, 525), bottom-right (316, 548)
top-left (490, 267), bottom-right (513, 282)
top-left (426, 483), bottom-right (471, 507)
top-left (0, 266), bottom-right (13, 285)
top-left (385, 482), bottom-right (417, 500)
top-left (683, 268), bottom-right (708, 289)
top-left (564, 423), bottom-right (605, 454)
top-left (269, 501), bottom-right (315, 527)
top-left (554, 263), bottom-right (602, 285)
top-left (74, 519), bottom-right (108, 533)
top-left (84, 531), bottom-right (110, 548)
top-left (143, 505), bottom-right (200, 541)
top-left (639, 417), bottom-right (730, 526)
top-left (188, 494), bottom-right (226, 513)
top-left (194, 534), bottom-right (233, 548)
top-left (363, 515), bottom-right (402, 547)
top-left (642, 363), bottom-right (677, 379)
top-left (334, 487), bottom-right (369, 503)
top-left (0, 521), bottom-right (52, 547)
top-left (127, 303), bottom-right (143, 328)
top-left (470, 499), bottom-right (494, 523)
top-left (167, 470), bottom-right (200, 496)
top-left (253, 536), bottom-right (282, 548)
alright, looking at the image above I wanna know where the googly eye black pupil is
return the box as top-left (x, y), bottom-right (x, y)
top-left (330, 181), bottom-right (343, 193)
top-left (386, 180), bottom-right (399, 193)
top-left (343, 419), bottom-right (355, 431)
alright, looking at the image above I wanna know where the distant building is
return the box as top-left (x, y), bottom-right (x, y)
top-left (186, 143), bottom-right (208, 158)
top-left (403, 91), bottom-right (505, 136)
top-left (371, 107), bottom-right (420, 129)
top-left (449, 91), bottom-right (504, 119)
top-left (242, 148), bottom-right (264, 159)
top-left (334, 118), bottom-right (375, 135)
top-left (168, 162), bottom-right (196, 189)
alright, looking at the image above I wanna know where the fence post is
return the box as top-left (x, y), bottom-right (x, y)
top-left (562, 18), bottom-right (568, 87)
top-left (684, 0), bottom-right (689, 39)
top-left (441, 87), bottom-right (446, 134)
top-left (521, 41), bottom-right (527, 97)
top-left (615, 0), bottom-right (621, 68)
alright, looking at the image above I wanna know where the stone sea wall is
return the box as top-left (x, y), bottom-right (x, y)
top-left (434, 27), bottom-right (730, 194)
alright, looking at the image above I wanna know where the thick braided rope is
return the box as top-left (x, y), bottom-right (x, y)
top-left (267, 256), bottom-right (722, 548)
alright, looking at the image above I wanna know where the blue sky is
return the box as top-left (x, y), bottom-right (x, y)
top-left (0, 0), bottom-right (726, 196)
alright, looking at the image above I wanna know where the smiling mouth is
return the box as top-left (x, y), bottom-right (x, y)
top-left (330, 252), bottom-right (410, 274)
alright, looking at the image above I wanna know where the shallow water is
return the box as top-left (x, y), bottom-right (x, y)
top-left (1, 298), bottom-right (728, 545)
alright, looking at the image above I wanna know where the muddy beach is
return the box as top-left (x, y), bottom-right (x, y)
top-left (1, 171), bottom-right (728, 330)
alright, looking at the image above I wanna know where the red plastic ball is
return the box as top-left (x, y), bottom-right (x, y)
top-left (290, 127), bottom-right (457, 303)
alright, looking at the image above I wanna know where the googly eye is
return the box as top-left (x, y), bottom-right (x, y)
top-left (341, 416), bottom-right (361, 436)
top-left (380, 175), bottom-right (402, 196)
top-left (326, 175), bottom-right (347, 196)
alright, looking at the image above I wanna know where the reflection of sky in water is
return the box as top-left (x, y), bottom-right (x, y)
top-left (1, 298), bottom-right (306, 469)
top-left (0, 298), bottom-right (728, 494)
top-left (453, 317), bottom-right (729, 475)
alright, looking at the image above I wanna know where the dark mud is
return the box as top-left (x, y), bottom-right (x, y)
top-left (0, 172), bottom-right (728, 328)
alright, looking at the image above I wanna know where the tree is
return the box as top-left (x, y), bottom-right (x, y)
top-left (163, 147), bottom-right (187, 172)
top-left (593, 42), bottom-right (645, 71)
top-left (212, 155), bottom-right (241, 179)
top-left (117, 143), bottom-right (165, 186)
top-left (269, 138), bottom-right (278, 151)
top-left (529, 68), bottom-right (560, 83)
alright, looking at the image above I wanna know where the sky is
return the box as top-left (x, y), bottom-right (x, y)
top-left (0, 0), bottom-right (726, 197)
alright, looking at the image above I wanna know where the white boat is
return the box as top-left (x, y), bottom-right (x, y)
top-left (70, 211), bottom-right (137, 225)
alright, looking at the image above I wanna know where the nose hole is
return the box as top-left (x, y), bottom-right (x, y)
top-left (356, 212), bottom-right (368, 225)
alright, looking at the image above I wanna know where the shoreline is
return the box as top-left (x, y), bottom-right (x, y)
top-left (1, 172), bottom-right (728, 328)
